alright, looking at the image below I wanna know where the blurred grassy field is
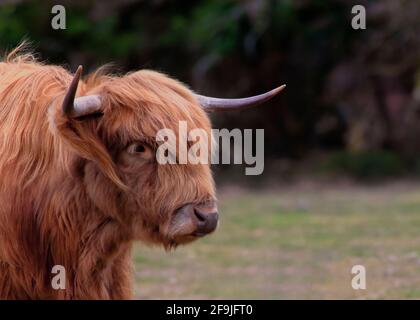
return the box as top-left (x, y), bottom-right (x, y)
top-left (133, 181), bottom-right (420, 299)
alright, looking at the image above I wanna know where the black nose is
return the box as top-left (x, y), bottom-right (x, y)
top-left (193, 206), bottom-right (219, 236)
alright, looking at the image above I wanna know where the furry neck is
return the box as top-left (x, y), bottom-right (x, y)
top-left (0, 175), bottom-right (134, 299)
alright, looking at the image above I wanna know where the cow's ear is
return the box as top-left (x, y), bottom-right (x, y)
top-left (62, 65), bottom-right (104, 119)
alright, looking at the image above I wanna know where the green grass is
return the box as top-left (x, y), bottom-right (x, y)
top-left (133, 182), bottom-right (420, 299)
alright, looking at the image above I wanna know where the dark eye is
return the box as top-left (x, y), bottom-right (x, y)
top-left (127, 142), bottom-right (153, 159)
top-left (134, 144), bottom-right (145, 153)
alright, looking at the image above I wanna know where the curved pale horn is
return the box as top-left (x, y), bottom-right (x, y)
top-left (62, 65), bottom-right (102, 118)
top-left (196, 84), bottom-right (286, 112)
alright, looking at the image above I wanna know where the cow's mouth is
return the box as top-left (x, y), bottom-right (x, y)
top-left (192, 231), bottom-right (208, 237)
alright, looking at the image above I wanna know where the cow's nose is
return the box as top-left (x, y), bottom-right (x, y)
top-left (193, 204), bottom-right (219, 236)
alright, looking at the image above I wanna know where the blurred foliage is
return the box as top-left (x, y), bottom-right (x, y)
top-left (0, 0), bottom-right (419, 178)
top-left (324, 151), bottom-right (406, 178)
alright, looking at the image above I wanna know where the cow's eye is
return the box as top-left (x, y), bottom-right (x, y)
top-left (134, 145), bottom-right (145, 153)
top-left (127, 142), bottom-right (153, 159)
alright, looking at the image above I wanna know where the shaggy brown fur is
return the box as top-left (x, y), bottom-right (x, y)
top-left (0, 45), bottom-right (216, 299)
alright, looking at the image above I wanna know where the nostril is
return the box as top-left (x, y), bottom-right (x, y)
top-left (193, 208), bottom-right (219, 236)
top-left (194, 209), bottom-right (207, 223)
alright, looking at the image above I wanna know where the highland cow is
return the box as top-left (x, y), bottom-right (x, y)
top-left (0, 45), bottom-right (284, 299)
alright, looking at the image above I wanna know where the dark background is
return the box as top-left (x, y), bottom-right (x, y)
top-left (1, 0), bottom-right (419, 181)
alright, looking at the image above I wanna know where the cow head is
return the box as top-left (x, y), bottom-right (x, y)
top-left (51, 66), bottom-right (285, 248)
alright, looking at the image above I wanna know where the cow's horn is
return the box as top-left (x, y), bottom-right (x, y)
top-left (196, 84), bottom-right (286, 112)
top-left (62, 65), bottom-right (102, 118)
